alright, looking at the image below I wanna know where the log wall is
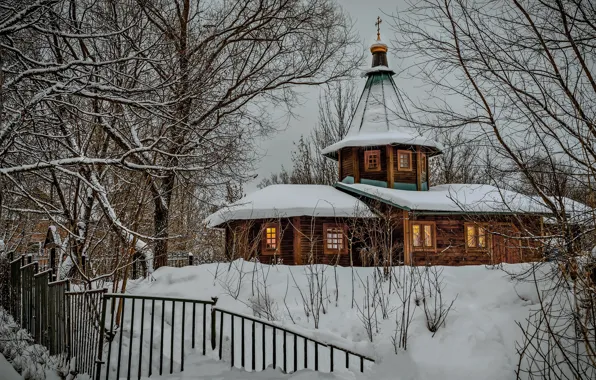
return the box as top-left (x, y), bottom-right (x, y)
top-left (222, 213), bottom-right (544, 267)
top-left (408, 214), bottom-right (543, 266)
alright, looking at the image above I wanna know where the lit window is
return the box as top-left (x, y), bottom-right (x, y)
top-left (412, 224), bottom-right (421, 247)
top-left (364, 150), bottom-right (381, 172)
top-left (324, 224), bottom-right (348, 254)
top-left (466, 224), bottom-right (487, 249)
top-left (411, 222), bottom-right (435, 250)
top-left (262, 223), bottom-right (280, 253)
top-left (398, 150), bottom-right (412, 171)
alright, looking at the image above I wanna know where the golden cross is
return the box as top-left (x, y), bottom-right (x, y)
top-left (375, 16), bottom-right (382, 40)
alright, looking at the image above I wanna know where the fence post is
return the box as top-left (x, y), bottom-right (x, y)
top-left (210, 297), bottom-right (218, 350)
top-left (188, 253), bottom-right (193, 266)
top-left (94, 292), bottom-right (108, 380)
top-left (49, 247), bottom-right (56, 279)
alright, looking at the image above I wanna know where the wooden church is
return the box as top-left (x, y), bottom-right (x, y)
top-left (206, 25), bottom-right (582, 267)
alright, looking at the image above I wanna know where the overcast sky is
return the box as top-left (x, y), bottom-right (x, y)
top-left (247, 0), bottom-right (418, 192)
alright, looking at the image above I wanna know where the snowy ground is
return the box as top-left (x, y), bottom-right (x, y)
top-left (145, 355), bottom-right (357, 380)
top-left (121, 260), bottom-right (543, 380)
top-left (0, 352), bottom-right (23, 380)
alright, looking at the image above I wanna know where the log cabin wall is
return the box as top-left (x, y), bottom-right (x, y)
top-left (338, 145), bottom-right (430, 190)
top-left (224, 217), bottom-right (369, 266)
top-left (408, 214), bottom-right (544, 266)
top-left (339, 147), bottom-right (353, 181)
top-left (295, 216), bottom-right (366, 266)
top-left (224, 219), bottom-right (294, 264)
top-left (357, 146), bottom-right (388, 184)
top-left (392, 146), bottom-right (418, 186)
top-left (222, 213), bottom-right (543, 267)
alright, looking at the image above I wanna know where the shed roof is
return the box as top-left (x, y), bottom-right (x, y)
top-left (205, 184), bottom-right (374, 228)
top-left (335, 182), bottom-right (554, 215)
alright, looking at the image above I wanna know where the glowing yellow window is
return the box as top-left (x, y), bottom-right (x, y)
top-left (262, 223), bottom-right (280, 253)
top-left (411, 222), bottom-right (435, 250)
top-left (466, 224), bottom-right (487, 249)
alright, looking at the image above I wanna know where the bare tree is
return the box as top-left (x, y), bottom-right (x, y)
top-left (0, 0), bottom-right (362, 280)
top-left (392, 0), bottom-right (596, 376)
top-left (258, 80), bottom-right (358, 188)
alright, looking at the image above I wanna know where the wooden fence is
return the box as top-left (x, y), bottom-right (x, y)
top-left (1, 254), bottom-right (375, 379)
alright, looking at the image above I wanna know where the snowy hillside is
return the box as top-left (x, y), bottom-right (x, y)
top-left (127, 260), bottom-right (543, 380)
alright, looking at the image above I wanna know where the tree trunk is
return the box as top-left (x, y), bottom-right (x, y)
top-left (153, 182), bottom-right (172, 269)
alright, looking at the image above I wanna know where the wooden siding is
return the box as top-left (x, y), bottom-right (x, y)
top-left (408, 214), bottom-right (543, 266)
top-left (294, 216), bottom-right (365, 266)
top-left (222, 213), bottom-right (544, 267)
top-left (393, 146), bottom-right (418, 186)
top-left (358, 146), bottom-right (388, 183)
top-left (339, 147), bottom-right (353, 180)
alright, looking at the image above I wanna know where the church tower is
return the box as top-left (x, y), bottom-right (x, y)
top-left (321, 18), bottom-right (442, 191)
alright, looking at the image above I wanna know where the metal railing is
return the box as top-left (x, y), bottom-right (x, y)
top-left (3, 255), bottom-right (375, 379)
top-left (9, 256), bottom-right (23, 323)
top-left (33, 269), bottom-right (52, 345)
top-left (95, 294), bottom-right (218, 380)
top-left (47, 279), bottom-right (70, 355)
top-left (67, 288), bottom-right (106, 377)
top-left (211, 307), bottom-right (375, 373)
top-left (20, 262), bottom-right (38, 334)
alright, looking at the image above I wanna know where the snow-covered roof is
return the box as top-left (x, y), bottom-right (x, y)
top-left (205, 184), bottom-right (374, 227)
top-left (543, 196), bottom-right (594, 225)
top-left (321, 69), bottom-right (442, 158)
top-left (336, 182), bottom-right (554, 214)
top-left (360, 65), bottom-right (395, 77)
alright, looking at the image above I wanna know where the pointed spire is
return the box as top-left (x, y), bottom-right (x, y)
top-left (320, 19), bottom-right (442, 160)
top-left (370, 16), bottom-right (388, 67)
top-left (375, 16), bottom-right (382, 40)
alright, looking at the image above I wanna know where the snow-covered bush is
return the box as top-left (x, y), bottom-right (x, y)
top-left (0, 308), bottom-right (68, 380)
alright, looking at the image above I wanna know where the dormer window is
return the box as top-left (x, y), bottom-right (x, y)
top-left (398, 150), bottom-right (412, 171)
top-left (364, 150), bottom-right (381, 172)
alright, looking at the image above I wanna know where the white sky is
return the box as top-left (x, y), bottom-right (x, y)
top-left (247, 0), bottom-right (424, 192)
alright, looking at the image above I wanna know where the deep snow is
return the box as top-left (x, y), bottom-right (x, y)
top-left (124, 260), bottom-right (543, 380)
top-left (0, 352), bottom-right (22, 380)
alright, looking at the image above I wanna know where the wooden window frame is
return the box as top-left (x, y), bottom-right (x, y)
top-left (464, 223), bottom-right (488, 251)
top-left (261, 222), bottom-right (280, 255)
top-left (323, 223), bottom-right (348, 254)
top-left (364, 150), bottom-right (381, 172)
top-left (410, 221), bottom-right (437, 252)
top-left (397, 150), bottom-right (413, 171)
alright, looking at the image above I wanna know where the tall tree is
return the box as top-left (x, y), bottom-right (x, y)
top-left (392, 0), bottom-right (596, 377)
top-left (0, 0), bottom-right (362, 273)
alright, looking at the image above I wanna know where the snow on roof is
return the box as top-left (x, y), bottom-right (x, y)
top-left (360, 65), bottom-right (395, 77)
top-left (336, 182), bottom-right (554, 214)
top-left (543, 196), bottom-right (594, 225)
top-left (321, 70), bottom-right (442, 158)
top-left (205, 184), bottom-right (374, 227)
